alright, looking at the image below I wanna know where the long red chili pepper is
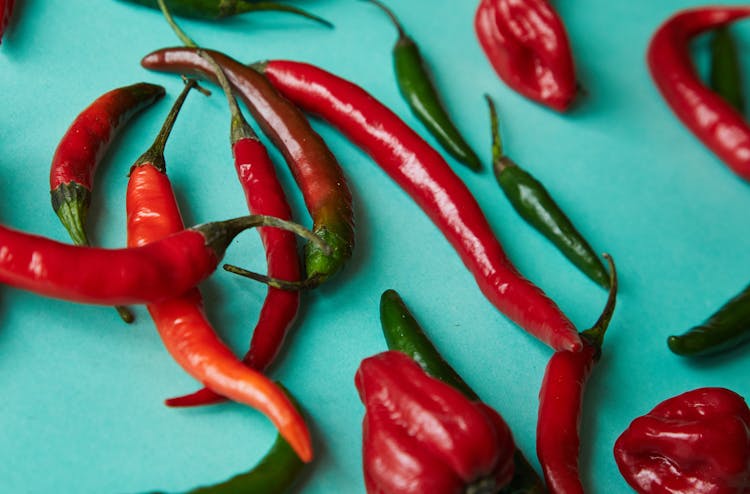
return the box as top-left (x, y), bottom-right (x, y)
top-left (537, 255), bottom-right (617, 493)
top-left (647, 7), bottom-right (750, 182)
top-left (474, 0), bottom-right (578, 112)
top-left (246, 59), bottom-right (582, 352)
top-left (141, 48), bottom-right (354, 287)
top-left (126, 79), bottom-right (312, 463)
top-left (0, 0), bottom-right (13, 43)
top-left (0, 214), bottom-right (311, 305)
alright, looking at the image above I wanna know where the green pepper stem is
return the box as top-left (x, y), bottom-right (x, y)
top-left (362, 0), bottom-right (407, 39)
top-left (223, 264), bottom-right (323, 290)
top-left (485, 94), bottom-right (516, 176)
top-left (580, 253), bottom-right (618, 350)
top-left (132, 78), bottom-right (200, 173)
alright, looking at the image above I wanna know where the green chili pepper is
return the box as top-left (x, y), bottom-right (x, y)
top-left (485, 95), bottom-right (610, 289)
top-left (710, 27), bottom-right (745, 114)
top-left (364, 0), bottom-right (481, 171)
top-left (668, 284), bottom-right (750, 357)
top-left (147, 384), bottom-right (307, 494)
top-left (119, 0), bottom-right (332, 27)
top-left (379, 289), bottom-right (548, 494)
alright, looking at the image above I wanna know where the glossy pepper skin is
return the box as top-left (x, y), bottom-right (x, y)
top-left (141, 48), bottom-right (354, 286)
top-left (380, 289), bottom-right (547, 494)
top-left (647, 7), bottom-right (750, 182)
top-left (537, 255), bottom-right (617, 494)
top-left (486, 96), bottom-right (609, 289)
top-left (668, 283), bottom-right (750, 357)
top-left (710, 28), bottom-right (745, 114)
top-left (474, 0), bottom-right (577, 112)
top-left (365, 0), bottom-right (481, 171)
top-left (356, 351), bottom-right (515, 494)
top-left (252, 59), bottom-right (581, 352)
top-left (124, 81), bottom-right (311, 463)
top-left (0, 0), bottom-right (13, 43)
top-left (119, 0), bottom-right (331, 27)
top-left (614, 387), bottom-right (750, 494)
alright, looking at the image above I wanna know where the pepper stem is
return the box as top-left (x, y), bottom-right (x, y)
top-left (223, 264), bottom-right (323, 290)
top-left (362, 0), bottom-right (407, 39)
top-left (132, 77), bottom-right (202, 173)
top-left (580, 253), bottom-right (618, 351)
top-left (485, 94), bottom-right (517, 176)
top-left (195, 214), bottom-right (332, 262)
top-left (231, 2), bottom-right (334, 28)
top-left (157, 0), bottom-right (257, 144)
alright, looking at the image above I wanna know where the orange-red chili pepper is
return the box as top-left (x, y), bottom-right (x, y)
top-left (126, 79), bottom-right (312, 463)
top-left (247, 59), bottom-right (582, 352)
top-left (474, 0), bottom-right (578, 111)
top-left (647, 7), bottom-right (750, 182)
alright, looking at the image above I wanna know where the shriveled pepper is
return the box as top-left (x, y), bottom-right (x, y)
top-left (614, 387), bottom-right (750, 494)
top-left (474, 0), bottom-right (578, 112)
top-left (379, 289), bottom-right (546, 494)
top-left (119, 0), bottom-right (332, 27)
top-left (355, 350), bottom-right (516, 494)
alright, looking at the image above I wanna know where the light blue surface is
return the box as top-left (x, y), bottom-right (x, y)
top-left (2, 0), bottom-right (750, 492)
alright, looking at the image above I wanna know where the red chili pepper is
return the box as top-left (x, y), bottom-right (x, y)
top-left (0, 0), bottom-right (13, 43)
top-left (141, 48), bottom-right (354, 286)
top-left (245, 59), bottom-right (581, 352)
top-left (356, 350), bottom-right (515, 494)
top-left (647, 7), bottom-right (750, 182)
top-left (474, 0), bottom-right (578, 112)
top-left (0, 214), bottom-right (293, 305)
top-left (537, 255), bottom-right (617, 494)
top-left (614, 387), bottom-right (750, 494)
top-left (125, 79), bottom-right (312, 463)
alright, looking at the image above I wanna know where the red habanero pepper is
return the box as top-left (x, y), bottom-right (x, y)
top-left (356, 351), bottom-right (515, 494)
top-left (0, 0), bottom-right (13, 43)
top-left (537, 254), bottom-right (617, 494)
top-left (125, 80), bottom-right (312, 463)
top-left (474, 0), bottom-right (578, 112)
top-left (141, 48), bottom-right (354, 286)
top-left (0, 214), bottom-right (307, 306)
top-left (249, 59), bottom-right (581, 352)
top-left (647, 7), bottom-right (750, 182)
top-left (614, 387), bottom-right (750, 494)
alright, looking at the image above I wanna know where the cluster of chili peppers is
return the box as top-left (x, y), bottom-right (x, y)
top-left (6, 1), bottom-right (750, 492)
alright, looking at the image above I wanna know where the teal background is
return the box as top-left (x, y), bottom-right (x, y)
top-left (2, 0), bottom-right (750, 492)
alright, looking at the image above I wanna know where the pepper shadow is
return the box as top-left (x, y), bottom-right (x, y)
top-left (674, 342), bottom-right (750, 369)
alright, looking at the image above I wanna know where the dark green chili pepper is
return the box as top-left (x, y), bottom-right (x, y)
top-left (364, 0), bottom-right (481, 171)
top-left (119, 0), bottom-right (332, 27)
top-left (485, 95), bottom-right (610, 289)
top-left (710, 27), bottom-right (745, 114)
top-left (147, 384), bottom-right (307, 494)
top-left (668, 284), bottom-right (750, 357)
top-left (379, 288), bottom-right (547, 494)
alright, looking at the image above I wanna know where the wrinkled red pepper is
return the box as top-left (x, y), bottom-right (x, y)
top-left (647, 7), bottom-right (750, 182)
top-left (355, 351), bottom-right (515, 494)
top-left (614, 387), bottom-right (750, 494)
top-left (474, 0), bottom-right (578, 111)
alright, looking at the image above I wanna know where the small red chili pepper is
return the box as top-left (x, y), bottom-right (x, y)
top-left (356, 350), bottom-right (516, 494)
top-left (0, 0), bottom-right (13, 43)
top-left (614, 387), bottom-right (750, 494)
top-left (246, 58), bottom-right (582, 352)
top-left (537, 255), bottom-right (617, 494)
top-left (126, 79), bottom-right (312, 464)
top-left (647, 7), bottom-right (750, 182)
top-left (474, 0), bottom-right (578, 112)
top-left (141, 47), bottom-right (354, 286)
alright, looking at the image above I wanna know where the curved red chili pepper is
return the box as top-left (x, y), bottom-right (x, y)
top-left (125, 81), bottom-right (311, 463)
top-left (647, 7), bottom-right (750, 182)
top-left (537, 255), bottom-right (617, 494)
top-left (249, 59), bottom-right (581, 352)
top-left (166, 77), bottom-right (301, 409)
top-left (141, 47), bottom-right (354, 285)
top-left (0, 0), bottom-right (13, 43)
top-left (474, 0), bottom-right (578, 112)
